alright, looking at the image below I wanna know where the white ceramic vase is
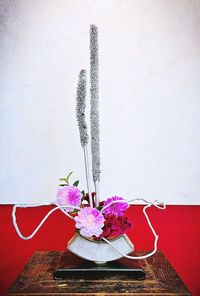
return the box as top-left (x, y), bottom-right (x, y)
top-left (67, 233), bottom-right (134, 264)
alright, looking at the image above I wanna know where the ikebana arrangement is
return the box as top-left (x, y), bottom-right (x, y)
top-left (53, 25), bottom-right (166, 262)
top-left (12, 25), bottom-right (166, 264)
top-left (54, 25), bottom-right (135, 262)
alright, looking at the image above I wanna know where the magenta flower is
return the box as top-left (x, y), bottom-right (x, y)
top-left (56, 186), bottom-right (81, 212)
top-left (102, 196), bottom-right (129, 217)
top-left (100, 215), bottom-right (132, 239)
top-left (74, 207), bottom-right (105, 237)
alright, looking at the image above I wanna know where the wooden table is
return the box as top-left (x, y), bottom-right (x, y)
top-left (7, 251), bottom-right (191, 295)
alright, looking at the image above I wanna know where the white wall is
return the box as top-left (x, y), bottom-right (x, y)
top-left (0, 0), bottom-right (200, 204)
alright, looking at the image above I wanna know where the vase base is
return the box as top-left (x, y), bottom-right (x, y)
top-left (94, 261), bottom-right (107, 265)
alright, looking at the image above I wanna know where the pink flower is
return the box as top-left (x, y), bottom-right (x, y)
top-left (102, 196), bottom-right (129, 217)
top-left (74, 207), bottom-right (105, 237)
top-left (56, 186), bottom-right (81, 212)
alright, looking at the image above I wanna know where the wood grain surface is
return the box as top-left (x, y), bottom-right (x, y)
top-left (7, 251), bottom-right (191, 295)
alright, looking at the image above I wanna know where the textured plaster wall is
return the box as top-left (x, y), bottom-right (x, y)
top-left (0, 0), bottom-right (200, 204)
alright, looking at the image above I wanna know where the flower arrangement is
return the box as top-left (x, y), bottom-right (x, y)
top-left (53, 25), bottom-right (166, 262)
top-left (64, 25), bottom-right (133, 250)
top-left (56, 173), bottom-right (131, 240)
top-left (12, 25), bottom-right (166, 263)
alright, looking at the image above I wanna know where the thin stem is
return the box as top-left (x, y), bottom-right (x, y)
top-left (83, 146), bottom-right (93, 207)
top-left (94, 181), bottom-right (100, 206)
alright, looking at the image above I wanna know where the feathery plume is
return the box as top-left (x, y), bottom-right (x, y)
top-left (76, 69), bottom-right (93, 207)
top-left (90, 25), bottom-right (100, 183)
top-left (76, 69), bottom-right (88, 148)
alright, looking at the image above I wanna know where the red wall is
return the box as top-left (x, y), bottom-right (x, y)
top-left (0, 205), bottom-right (199, 296)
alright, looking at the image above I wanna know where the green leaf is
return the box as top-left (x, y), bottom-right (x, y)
top-left (66, 171), bottom-right (73, 184)
top-left (59, 178), bottom-right (68, 182)
top-left (81, 190), bottom-right (85, 202)
top-left (58, 172), bottom-right (73, 186)
top-left (59, 184), bottom-right (68, 187)
top-left (73, 180), bottom-right (79, 187)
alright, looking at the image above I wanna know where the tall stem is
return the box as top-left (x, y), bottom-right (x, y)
top-left (94, 181), bottom-right (100, 206)
top-left (83, 146), bottom-right (93, 207)
top-left (90, 25), bottom-right (101, 200)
